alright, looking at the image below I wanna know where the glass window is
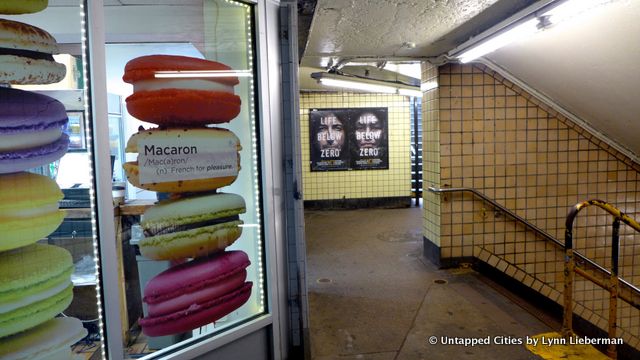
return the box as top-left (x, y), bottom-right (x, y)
top-left (0, 1), bottom-right (103, 359)
top-left (104, 1), bottom-right (266, 358)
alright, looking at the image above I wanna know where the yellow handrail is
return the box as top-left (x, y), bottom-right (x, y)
top-left (563, 199), bottom-right (640, 360)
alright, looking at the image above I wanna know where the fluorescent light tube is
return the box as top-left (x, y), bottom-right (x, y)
top-left (154, 70), bottom-right (253, 78)
top-left (420, 80), bottom-right (438, 92)
top-left (398, 88), bottom-right (423, 97)
top-left (457, 18), bottom-right (539, 63)
top-left (456, 0), bottom-right (614, 63)
top-left (319, 78), bottom-right (397, 93)
top-left (544, 0), bottom-right (612, 25)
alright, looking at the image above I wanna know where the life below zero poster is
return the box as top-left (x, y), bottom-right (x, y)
top-left (309, 107), bottom-right (389, 171)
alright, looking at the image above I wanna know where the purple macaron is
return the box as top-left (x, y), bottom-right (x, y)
top-left (0, 87), bottom-right (70, 174)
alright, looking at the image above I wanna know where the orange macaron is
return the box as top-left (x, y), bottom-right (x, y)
top-left (122, 55), bottom-right (242, 126)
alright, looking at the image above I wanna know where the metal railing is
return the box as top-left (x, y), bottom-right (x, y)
top-left (563, 199), bottom-right (640, 359)
top-left (428, 186), bottom-right (640, 358)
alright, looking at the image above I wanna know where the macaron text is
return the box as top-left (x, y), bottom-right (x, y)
top-left (143, 145), bottom-right (198, 156)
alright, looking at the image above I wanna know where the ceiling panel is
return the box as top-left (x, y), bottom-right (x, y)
top-left (303, 0), bottom-right (499, 67)
top-left (300, 0), bottom-right (543, 68)
top-left (486, 0), bottom-right (640, 157)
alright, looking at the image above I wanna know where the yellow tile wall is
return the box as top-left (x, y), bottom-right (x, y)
top-left (300, 92), bottom-right (412, 201)
top-left (422, 63), bottom-right (441, 246)
top-left (427, 63), bottom-right (640, 348)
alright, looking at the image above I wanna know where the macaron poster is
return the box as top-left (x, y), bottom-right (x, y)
top-left (121, 54), bottom-right (254, 336)
top-left (0, 18), bottom-right (66, 85)
top-left (0, 88), bottom-right (70, 174)
top-left (0, 1), bottom-right (88, 356)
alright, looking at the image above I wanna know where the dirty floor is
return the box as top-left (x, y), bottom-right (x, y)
top-left (305, 207), bottom-right (551, 360)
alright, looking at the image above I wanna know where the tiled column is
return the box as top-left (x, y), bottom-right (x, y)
top-left (421, 62), bottom-right (442, 264)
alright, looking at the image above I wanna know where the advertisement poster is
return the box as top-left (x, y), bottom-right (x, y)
top-left (310, 108), bottom-right (388, 171)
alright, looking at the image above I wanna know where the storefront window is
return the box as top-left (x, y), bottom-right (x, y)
top-left (0, 1), bottom-right (103, 359)
top-left (1, 0), bottom-right (267, 359)
top-left (104, 0), bottom-right (266, 358)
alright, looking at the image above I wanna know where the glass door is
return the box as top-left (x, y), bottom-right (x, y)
top-left (101, 1), bottom-right (267, 358)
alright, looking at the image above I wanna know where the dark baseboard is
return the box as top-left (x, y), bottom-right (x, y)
top-left (422, 237), bottom-right (476, 269)
top-left (304, 196), bottom-right (411, 210)
top-left (422, 236), bottom-right (441, 268)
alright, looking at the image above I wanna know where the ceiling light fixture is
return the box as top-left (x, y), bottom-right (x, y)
top-left (312, 72), bottom-right (422, 97)
top-left (451, 0), bottom-right (614, 63)
top-left (457, 18), bottom-right (540, 63)
top-left (318, 77), bottom-right (397, 93)
top-left (420, 80), bottom-right (438, 92)
top-left (544, 0), bottom-right (613, 25)
top-left (398, 88), bottom-right (423, 97)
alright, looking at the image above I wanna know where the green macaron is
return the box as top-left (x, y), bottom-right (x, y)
top-left (0, 0), bottom-right (48, 15)
top-left (0, 243), bottom-right (74, 338)
top-left (140, 192), bottom-right (246, 261)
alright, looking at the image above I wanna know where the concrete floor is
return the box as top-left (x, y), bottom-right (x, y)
top-left (305, 207), bottom-right (550, 360)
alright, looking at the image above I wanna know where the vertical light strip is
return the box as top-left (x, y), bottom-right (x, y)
top-left (79, 1), bottom-right (106, 359)
top-left (225, 0), bottom-right (264, 313)
top-left (245, 1), bottom-right (265, 315)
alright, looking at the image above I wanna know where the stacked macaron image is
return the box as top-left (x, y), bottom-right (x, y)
top-left (0, 1), bottom-right (88, 357)
top-left (0, 244), bottom-right (77, 338)
top-left (122, 54), bottom-right (253, 336)
top-left (0, 88), bottom-right (70, 175)
top-left (0, 18), bottom-right (66, 85)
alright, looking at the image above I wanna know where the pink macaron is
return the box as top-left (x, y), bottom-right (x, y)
top-left (139, 250), bottom-right (253, 337)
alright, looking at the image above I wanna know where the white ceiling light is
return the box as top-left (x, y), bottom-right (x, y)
top-left (318, 77), bottom-right (397, 93)
top-left (312, 72), bottom-right (422, 97)
top-left (457, 19), bottom-right (540, 63)
top-left (420, 80), bottom-right (438, 92)
top-left (452, 0), bottom-right (615, 63)
top-left (544, 0), bottom-right (613, 25)
top-left (383, 62), bottom-right (422, 79)
top-left (398, 88), bottom-right (423, 97)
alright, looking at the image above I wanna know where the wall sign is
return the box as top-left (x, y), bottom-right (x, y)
top-left (137, 136), bottom-right (238, 184)
top-left (310, 107), bottom-right (388, 171)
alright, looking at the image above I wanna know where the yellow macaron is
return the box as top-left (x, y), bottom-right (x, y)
top-left (0, 172), bottom-right (65, 252)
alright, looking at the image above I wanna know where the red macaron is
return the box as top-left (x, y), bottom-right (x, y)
top-left (122, 55), bottom-right (242, 126)
top-left (139, 250), bottom-right (253, 337)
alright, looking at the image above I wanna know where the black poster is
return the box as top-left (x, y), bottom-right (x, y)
top-left (310, 107), bottom-right (388, 171)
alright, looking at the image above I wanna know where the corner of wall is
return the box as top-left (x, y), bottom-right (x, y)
top-left (421, 62), bottom-right (442, 264)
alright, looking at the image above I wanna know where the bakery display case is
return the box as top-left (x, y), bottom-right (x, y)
top-left (1, 0), bottom-right (285, 359)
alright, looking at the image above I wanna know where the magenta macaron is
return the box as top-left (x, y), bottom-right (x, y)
top-left (0, 87), bottom-right (69, 174)
top-left (140, 250), bottom-right (253, 337)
